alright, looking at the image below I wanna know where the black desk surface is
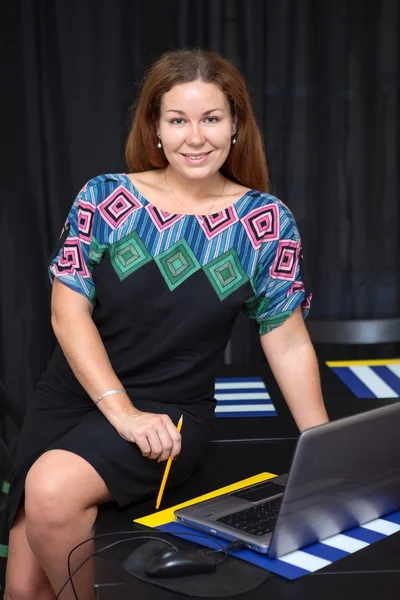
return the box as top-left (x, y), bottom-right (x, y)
top-left (94, 361), bottom-right (400, 599)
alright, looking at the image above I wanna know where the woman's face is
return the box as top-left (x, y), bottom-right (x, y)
top-left (156, 80), bottom-right (237, 181)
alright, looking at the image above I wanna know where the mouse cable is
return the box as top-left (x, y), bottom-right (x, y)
top-left (205, 540), bottom-right (246, 555)
top-left (57, 534), bottom-right (177, 600)
top-left (58, 529), bottom-right (229, 600)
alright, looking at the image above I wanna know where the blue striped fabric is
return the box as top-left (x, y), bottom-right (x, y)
top-left (373, 366), bottom-right (400, 396)
top-left (158, 510), bottom-right (400, 580)
top-left (331, 367), bottom-right (376, 398)
top-left (214, 377), bottom-right (277, 418)
top-left (329, 363), bottom-right (400, 399)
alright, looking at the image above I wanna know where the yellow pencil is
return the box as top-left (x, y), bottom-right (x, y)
top-left (155, 415), bottom-right (183, 510)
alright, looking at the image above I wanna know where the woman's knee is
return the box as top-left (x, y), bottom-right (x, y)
top-left (25, 456), bottom-right (70, 528)
top-left (24, 449), bottom-right (111, 528)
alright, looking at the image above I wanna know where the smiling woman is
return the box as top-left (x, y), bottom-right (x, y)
top-left (5, 48), bottom-right (328, 600)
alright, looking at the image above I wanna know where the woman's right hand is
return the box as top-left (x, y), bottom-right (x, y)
top-left (116, 411), bottom-right (182, 463)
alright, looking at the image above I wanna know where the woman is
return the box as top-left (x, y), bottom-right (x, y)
top-left (5, 48), bottom-right (328, 599)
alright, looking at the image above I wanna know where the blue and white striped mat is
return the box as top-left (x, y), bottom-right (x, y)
top-left (158, 511), bottom-right (400, 580)
top-left (327, 360), bottom-right (400, 398)
top-left (215, 377), bottom-right (277, 418)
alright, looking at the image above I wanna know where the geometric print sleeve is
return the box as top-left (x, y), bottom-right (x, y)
top-left (243, 200), bottom-right (312, 335)
top-left (48, 180), bottom-right (109, 304)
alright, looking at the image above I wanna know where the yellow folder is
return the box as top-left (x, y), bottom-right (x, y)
top-left (134, 471), bottom-right (277, 528)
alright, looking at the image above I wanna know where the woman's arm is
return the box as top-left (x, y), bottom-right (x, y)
top-left (260, 306), bottom-right (329, 432)
top-left (51, 278), bottom-right (181, 461)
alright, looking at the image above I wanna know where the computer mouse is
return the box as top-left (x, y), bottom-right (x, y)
top-left (145, 547), bottom-right (217, 578)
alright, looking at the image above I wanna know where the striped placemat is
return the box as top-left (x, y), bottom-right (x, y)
top-left (135, 473), bottom-right (400, 580)
top-left (215, 377), bottom-right (277, 418)
top-left (157, 511), bottom-right (400, 579)
top-left (327, 359), bottom-right (400, 398)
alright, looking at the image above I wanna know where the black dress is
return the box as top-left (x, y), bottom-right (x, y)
top-left (8, 174), bottom-right (310, 528)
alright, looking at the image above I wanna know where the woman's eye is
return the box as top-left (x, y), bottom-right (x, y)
top-left (204, 116), bottom-right (219, 123)
top-left (171, 118), bottom-right (185, 125)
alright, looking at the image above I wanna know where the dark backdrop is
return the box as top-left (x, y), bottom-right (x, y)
top-left (1, 0), bottom-right (399, 410)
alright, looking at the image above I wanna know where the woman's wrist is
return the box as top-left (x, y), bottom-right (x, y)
top-left (95, 390), bottom-right (142, 427)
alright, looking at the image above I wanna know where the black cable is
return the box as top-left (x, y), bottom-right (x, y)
top-left (60, 529), bottom-right (231, 599)
top-left (57, 534), bottom-right (178, 599)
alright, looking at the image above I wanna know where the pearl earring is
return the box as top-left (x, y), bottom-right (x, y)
top-left (157, 134), bottom-right (162, 149)
top-left (232, 136), bottom-right (236, 145)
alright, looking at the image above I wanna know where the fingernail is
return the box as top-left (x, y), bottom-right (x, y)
top-left (172, 455), bottom-right (179, 461)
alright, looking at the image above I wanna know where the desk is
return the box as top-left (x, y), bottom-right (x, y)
top-left (94, 440), bottom-right (400, 600)
top-left (96, 572), bottom-right (400, 600)
top-left (94, 362), bottom-right (400, 599)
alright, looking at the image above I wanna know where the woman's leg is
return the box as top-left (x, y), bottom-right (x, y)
top-left (4, 508), bottom-right (54, 600)
top-left (23, 449), bottom-right (112, 600)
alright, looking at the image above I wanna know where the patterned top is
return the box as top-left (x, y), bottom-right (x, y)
top-left (47, 173), bottom-right (311, 408)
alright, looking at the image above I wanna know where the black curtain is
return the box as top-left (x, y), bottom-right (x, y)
top-left (2, 0), bottom-right (399, 409)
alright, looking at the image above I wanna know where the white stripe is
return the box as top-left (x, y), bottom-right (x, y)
top-left (215, 382), bottom-right (266, 390)
top-left (279, 550), bottom-right (331, 572)
top-left (215, 404), bottom-right (275, 413)
top-left (362, 518), bottom-right (400, 536)
top-left (349, 366), bottom-right (398, 398)
top-left (387, 364), bottom-right (400, 379)
top-left (215, 393), bottom-right (271, 401)
top-left (321, 533), bottom-right (368, 553)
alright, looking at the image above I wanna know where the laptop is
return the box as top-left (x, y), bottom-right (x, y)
top-left (174, 402), bottom-right (400, 558)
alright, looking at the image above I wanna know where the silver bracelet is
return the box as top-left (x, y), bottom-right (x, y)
top-left (94, 388), bottom-right (126, 405)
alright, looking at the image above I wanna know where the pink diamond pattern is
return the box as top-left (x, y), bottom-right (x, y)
top-left (198, 206), bottom-right (239, 240)
top-left (77, 200), bottom-right (95, 243)
top-left (98, 185), bottom-right (142, 229)
top-left (302, 292), bottom-right (312, 311)
top-left (145, 205), bottom-right (184, 232)
top-left (242, 205), bottom-right (279, 249)
top-left (287, 281), bottom-right (305, 296)
top-left (270, 240), bottom-right (300, 281)
top-left (52, 237), bottom-right (90, 278)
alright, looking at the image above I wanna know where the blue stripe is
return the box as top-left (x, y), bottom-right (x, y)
top-left (215, 410), bottom-right (277, 418)
top-left (382, 511), bottom-right (400, 525)
top-left (264, 559), bottom-right (309, 579)
top-left (158, 522), bottom-right (230, 550)
top-left (372, 367), bottom-right (400, 396)
top-left (304, 542), bottom-right (349, 562)
top-left (238, 548), bottom-right (310, 579)
top-left (331, 367), bottom-right (377, 398)
top-left (345, 526), bottom-right (386, 544)
top-left (216, 400), bottom-right (273, 406)
top-left (216, 388), bottom-right (268, 395)
top-left (215, 377), bottom-right (264, 383)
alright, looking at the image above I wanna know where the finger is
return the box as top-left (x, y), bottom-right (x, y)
top-left (134, 432), bottom-right (151, 457)
top-left (156, 426), bottom-right (174, 463)
top-left (162, 416), bottom-right (182, 460)
top-left (145, 429), bottom-right (163, 460)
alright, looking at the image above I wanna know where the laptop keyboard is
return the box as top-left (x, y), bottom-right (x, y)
top-left (216, 498), bottom-right (282, 536)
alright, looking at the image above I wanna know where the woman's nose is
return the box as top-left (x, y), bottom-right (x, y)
top-left (186, 124), bottom-right (205, 146)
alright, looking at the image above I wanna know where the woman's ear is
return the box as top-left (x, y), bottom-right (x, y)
top-left (232, 115), bottom-right (238, 134)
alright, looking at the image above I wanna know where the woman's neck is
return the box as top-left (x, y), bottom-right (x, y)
top-left (163, 167), bottom-right (226, 202)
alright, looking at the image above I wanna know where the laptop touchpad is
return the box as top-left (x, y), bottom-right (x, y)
top-left (231, 481), bottom-right (284, 502)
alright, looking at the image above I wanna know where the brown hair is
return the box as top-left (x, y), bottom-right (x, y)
top-left (125, 48), bottom-right (269, 193)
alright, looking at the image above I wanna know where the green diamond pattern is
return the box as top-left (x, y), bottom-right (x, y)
top-left (203, 248), bottom-right (249, 301)
top-left (110, 232), bottom-right (152, 281)
top-left (88, 236), bottom-right (109, 265)
top-left (259, 311), bottom-right (292, 335)
top-left (243, 294), bottom-right (271, 320)
top-left (155, 239), bottom-right (200, 290)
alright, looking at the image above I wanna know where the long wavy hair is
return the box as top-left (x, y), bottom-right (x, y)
top-left (125, 48), bottom-right (269, 192)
